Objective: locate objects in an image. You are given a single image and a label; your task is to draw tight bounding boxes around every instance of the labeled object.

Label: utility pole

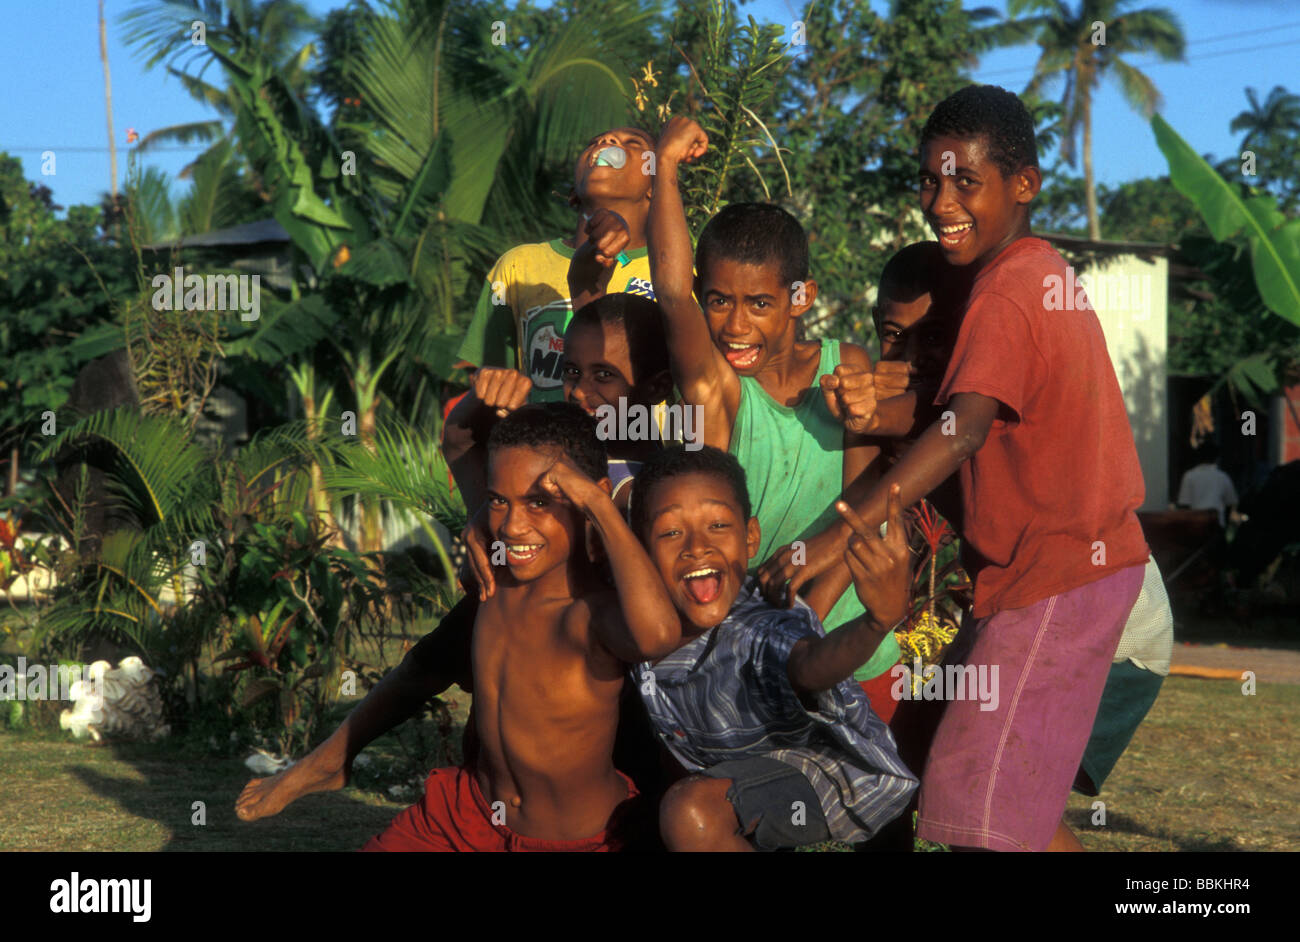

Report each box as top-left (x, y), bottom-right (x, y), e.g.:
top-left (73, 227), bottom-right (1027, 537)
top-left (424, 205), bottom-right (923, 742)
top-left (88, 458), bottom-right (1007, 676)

top-left (99, 0), bottom-right (118, 198)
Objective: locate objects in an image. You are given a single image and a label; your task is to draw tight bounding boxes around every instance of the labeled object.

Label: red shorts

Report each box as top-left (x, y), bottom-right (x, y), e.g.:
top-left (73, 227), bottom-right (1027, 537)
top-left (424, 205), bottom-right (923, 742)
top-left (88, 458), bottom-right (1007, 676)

top-left (859, 672), bottom-right (899, 725)
top-left (361, 765), bottom-right (644, 852)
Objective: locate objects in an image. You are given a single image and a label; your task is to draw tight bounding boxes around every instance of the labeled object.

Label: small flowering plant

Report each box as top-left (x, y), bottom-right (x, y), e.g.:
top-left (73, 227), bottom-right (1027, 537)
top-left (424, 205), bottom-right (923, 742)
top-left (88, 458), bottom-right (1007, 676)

top-left (895, 500), bottom-right (971, 684)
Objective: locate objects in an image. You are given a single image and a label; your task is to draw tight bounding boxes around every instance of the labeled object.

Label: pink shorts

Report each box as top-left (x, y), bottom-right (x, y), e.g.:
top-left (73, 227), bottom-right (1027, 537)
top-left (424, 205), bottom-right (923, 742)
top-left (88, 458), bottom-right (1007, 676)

top-left (362, 765), bottom-right (645, 852)
top-left (915, 564), bottom-right (1143, 852)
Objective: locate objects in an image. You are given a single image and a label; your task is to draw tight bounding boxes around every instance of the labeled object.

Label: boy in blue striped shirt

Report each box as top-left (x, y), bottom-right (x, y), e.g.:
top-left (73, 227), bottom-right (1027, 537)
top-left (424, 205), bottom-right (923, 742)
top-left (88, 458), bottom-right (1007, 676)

top-left (629, 446), bottom-right (917, 850)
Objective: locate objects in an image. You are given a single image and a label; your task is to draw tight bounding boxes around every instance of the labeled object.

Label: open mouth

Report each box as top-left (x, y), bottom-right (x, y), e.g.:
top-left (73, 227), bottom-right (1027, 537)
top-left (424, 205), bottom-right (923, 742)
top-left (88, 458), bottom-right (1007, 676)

top-left (721, 341), bottom-right (761, 370)
top-left (681, 567), bottom-right (723, 605)
top-left (505, 543), bottom-right (544, 565)
top-left (591, 145), bottom-right (627, 169)
top-left (935, 221), bottom-right (973, 249)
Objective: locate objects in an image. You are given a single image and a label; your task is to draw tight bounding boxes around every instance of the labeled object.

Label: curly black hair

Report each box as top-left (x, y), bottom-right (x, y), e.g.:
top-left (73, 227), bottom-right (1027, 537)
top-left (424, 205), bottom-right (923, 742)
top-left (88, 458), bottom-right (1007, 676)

top-left (566, 293), bottom-right (670, 386)
top-left (695, 202), bottom-right (810, 290)
top-left (487, 402), bottom-right (606, 482)
top-left (921, 84), bottom-right (1039, 179)
top-left (629, 445), bottom-right (751, 538)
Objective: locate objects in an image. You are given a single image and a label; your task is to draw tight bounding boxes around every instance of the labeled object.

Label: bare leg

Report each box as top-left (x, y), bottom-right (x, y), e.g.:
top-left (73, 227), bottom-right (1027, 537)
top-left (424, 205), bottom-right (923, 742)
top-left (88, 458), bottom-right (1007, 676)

top-left (659, 776), bottom-right (755, 852)
top-left (237, 646), bottom-right (454, 821)
top-left (1047, 817), bottom-right (1084, 852)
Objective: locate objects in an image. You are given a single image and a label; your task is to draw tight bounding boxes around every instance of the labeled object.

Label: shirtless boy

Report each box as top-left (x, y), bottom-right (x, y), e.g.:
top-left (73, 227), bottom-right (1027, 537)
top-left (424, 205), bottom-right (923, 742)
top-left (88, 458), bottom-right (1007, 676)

top-left (363, 403), bottom-right (679, 850)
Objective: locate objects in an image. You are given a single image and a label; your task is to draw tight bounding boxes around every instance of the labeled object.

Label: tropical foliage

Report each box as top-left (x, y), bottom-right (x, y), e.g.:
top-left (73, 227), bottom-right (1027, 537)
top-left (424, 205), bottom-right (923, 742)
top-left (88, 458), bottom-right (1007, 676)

top-left (5, 0), bottom-right (1298, 747)
top-left (1152, 114), bottom-right (1300, 403)
top-left (994, 0), bottom-right (1186, 239)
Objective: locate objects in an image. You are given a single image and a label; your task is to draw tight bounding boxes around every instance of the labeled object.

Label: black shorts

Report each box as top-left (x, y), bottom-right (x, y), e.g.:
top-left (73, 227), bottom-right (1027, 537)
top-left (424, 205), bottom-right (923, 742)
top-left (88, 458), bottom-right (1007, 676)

top-left (703, 756), bottom-right (831, 851)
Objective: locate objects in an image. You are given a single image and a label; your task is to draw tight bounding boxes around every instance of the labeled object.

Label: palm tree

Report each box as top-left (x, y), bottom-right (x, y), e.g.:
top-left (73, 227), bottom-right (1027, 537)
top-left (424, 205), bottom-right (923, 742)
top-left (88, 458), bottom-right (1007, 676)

top-left (1002, 0), bottom-right (1185, 239)
top-left (124, 0), bottom-right (317, 178)
top-left (1230, 85), bottom-right (1300, 153)
top-left (121, 0), bottom-right (654, 552)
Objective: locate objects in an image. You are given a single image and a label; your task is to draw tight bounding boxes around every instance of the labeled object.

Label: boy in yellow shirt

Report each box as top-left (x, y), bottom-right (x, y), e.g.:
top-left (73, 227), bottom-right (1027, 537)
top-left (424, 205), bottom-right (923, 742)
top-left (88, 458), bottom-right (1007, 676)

top-left (456, 127), bottom-right (659, 401)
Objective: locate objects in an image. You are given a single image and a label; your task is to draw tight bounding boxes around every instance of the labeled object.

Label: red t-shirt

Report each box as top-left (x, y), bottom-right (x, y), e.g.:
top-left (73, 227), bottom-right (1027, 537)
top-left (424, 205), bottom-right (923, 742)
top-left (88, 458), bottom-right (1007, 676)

top-left (935, 237), bottom-right (1148, 617)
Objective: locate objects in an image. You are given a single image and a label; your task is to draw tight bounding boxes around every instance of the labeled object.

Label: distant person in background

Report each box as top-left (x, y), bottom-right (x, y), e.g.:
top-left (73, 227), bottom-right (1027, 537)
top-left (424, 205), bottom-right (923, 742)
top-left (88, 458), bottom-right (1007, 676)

top-left (1176, 442), bottom-right (1238, 528)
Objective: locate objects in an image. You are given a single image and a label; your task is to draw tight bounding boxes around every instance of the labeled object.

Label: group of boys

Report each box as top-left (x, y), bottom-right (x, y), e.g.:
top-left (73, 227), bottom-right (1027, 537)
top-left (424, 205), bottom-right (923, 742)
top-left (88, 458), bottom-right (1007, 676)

top-left (236, 85), bottom-right (1171, 853)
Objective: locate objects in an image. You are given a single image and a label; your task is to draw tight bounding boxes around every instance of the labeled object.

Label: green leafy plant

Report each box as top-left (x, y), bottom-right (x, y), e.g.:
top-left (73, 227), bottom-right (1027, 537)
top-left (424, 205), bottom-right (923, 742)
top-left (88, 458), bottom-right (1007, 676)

top-left (1153, 114), bottom-right (1300, 329)
top-left (1152, 114), bottom-right (1300, 419)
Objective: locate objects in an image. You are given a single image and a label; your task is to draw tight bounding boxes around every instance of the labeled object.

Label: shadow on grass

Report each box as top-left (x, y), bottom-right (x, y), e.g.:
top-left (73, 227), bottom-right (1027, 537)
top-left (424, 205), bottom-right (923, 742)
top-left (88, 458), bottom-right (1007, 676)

top-left (1065, 808), bottom-right (1243, 852)
top-left (62, 739), bottom-right (406, 851)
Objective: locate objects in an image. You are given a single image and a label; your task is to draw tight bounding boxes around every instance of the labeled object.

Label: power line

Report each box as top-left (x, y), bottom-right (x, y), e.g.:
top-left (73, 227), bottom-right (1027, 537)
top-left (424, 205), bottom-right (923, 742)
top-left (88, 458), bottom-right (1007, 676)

top-left (976, 37), bottom-right (1300, 81)
top-left (1147, 37), bottom-right (1300, 65)
top-left (1, 146), bottom-right (209, 153)
top-left (1177, 20), bottom-right (1300, 46)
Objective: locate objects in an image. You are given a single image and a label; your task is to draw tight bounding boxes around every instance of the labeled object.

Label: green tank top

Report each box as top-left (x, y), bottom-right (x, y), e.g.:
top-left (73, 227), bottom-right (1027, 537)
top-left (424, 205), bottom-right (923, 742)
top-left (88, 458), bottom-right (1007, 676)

top-left (729, 340), bottom-right (901, 681)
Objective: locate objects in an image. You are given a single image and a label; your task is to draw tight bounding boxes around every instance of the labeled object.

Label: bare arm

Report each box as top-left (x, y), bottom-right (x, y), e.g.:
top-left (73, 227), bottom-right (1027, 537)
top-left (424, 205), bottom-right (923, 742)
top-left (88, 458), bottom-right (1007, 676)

top-left (787, 486), bottom-right (910, 696)
top-left (443, 368), bottom-right (533, 514)
top-left (541, 460), bottom-right (680, 662)
top-left (236, 599), bottom-right (473, 820)
top-left (799, 343), bottom-right (885, 619)
top-left (568, 209), bottom-right (631, 311)
top-left (835, 391), bottom-right (998, 541)
top-left (759, 392), bottom-right (997, 606)
top-left (648, 117), bottom-right (737, 448)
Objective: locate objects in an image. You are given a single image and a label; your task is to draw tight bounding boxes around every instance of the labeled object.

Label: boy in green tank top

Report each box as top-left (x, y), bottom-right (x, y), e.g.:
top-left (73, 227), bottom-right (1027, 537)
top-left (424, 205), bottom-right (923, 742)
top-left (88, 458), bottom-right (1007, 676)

top-left (647, 117), bottom-right (918, 718)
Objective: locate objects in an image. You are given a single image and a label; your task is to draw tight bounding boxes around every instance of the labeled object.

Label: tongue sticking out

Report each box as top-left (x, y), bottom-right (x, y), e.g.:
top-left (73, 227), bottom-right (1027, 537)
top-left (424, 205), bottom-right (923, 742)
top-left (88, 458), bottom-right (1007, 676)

top-left (684, 572), bottom-right (722, 605)
top-left (724, 346), bottom-right (759, 369)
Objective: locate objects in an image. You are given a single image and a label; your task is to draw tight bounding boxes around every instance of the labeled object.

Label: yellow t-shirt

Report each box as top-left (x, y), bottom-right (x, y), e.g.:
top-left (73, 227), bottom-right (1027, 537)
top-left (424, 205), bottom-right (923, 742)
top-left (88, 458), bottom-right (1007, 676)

top-left (456, 239), bottom-right (656, 402)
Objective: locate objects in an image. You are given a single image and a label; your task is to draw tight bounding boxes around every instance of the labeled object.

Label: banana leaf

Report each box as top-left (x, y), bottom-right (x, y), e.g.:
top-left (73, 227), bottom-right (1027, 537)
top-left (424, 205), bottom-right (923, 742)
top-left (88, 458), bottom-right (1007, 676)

top-left (1152, 114), bottom-right (1300, 327)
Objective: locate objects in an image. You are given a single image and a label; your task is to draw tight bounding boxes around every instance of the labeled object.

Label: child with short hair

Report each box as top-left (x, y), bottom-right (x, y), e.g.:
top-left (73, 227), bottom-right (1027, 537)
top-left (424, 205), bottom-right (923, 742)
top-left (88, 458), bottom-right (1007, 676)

top-left (239, 305), bottom-right (677, 825)
top-left (456, 127), bottom-right (660, 400)
top-left (647, 117), bottom-right (913, 720)
top-left (798, 85), bottom-right (1150, 852)
top-left (628, 445), bottom-right (917, 850)
top-left (448, 291), bottom-right (675, 565)
top-left (869, 240), bottom-right (1173, 846)
top-left (561, 293), bottom-right (674, 508)
top-left (361, 403), bottom-right (679, 851)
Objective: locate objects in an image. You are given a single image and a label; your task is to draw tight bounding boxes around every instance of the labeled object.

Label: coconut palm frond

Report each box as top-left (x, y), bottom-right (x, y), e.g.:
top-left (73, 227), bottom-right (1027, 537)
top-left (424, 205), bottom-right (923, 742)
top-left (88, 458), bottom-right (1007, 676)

top-left (36, 407), bottom-right (212, 532)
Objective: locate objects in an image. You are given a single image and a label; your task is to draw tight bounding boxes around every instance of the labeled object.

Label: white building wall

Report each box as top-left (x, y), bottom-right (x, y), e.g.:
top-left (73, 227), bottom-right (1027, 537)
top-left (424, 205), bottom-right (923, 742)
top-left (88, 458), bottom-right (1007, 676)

top-left (1079, 254), bottom-right (1170, 510)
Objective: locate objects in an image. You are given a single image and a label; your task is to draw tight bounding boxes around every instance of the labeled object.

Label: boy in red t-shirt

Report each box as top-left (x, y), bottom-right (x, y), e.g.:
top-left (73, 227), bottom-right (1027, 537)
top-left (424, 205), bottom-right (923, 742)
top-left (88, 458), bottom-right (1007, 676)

top-left (771, 85), bottom-right (1148, 852)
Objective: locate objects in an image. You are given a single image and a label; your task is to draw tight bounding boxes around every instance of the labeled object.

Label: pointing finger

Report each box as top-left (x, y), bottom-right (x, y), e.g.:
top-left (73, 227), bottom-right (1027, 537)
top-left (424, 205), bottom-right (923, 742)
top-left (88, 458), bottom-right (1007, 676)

top-left (836, 499), bottom-right (886, 543)
top-left (884, 483), bottom-right (905, 548)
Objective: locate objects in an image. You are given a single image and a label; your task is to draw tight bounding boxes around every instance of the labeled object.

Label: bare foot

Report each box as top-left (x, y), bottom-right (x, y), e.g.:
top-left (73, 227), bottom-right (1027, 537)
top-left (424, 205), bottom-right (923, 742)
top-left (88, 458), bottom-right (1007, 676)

top-left (236, 752), bottom-right (348, 821)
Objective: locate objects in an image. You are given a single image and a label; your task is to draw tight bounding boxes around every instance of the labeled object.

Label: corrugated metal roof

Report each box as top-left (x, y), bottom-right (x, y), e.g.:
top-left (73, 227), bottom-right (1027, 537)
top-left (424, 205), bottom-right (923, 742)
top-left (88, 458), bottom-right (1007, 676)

top-left (143, 217), bottom-right (290, 250)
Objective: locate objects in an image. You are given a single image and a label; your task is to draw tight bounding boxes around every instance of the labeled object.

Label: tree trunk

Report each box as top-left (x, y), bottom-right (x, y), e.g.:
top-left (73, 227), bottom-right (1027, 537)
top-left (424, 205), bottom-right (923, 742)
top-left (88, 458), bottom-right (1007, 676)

top-left (359, 399), bottom-right (383, 554)
top-left (6, 444), bottom-right (17, 497)
top-left (1083, 92), bottom-right (1100, 240)
top-left (301, 386), bottom-right (344, 549)
top-left (98, 0), bottom-right (118, 199)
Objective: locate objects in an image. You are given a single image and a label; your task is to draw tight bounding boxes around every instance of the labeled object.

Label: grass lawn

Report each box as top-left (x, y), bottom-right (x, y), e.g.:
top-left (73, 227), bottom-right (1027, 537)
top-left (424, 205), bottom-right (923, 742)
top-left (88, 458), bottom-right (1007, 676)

top-left (2, 675), bottom-right (1296, 852)
top-left (1066, 675), bottom-right (1300, 851)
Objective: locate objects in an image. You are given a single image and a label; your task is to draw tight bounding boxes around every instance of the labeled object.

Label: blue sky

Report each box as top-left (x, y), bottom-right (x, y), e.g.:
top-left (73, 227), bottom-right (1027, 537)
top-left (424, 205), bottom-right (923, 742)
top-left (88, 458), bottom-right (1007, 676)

top-left (4, 0), bottom-right (1299, 214)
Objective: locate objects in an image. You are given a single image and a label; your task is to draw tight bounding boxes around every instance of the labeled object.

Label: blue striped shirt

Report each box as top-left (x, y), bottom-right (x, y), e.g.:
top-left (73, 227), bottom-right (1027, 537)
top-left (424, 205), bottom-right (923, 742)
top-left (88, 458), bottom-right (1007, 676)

top-left (635, 580), bottom-right (918, 842)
